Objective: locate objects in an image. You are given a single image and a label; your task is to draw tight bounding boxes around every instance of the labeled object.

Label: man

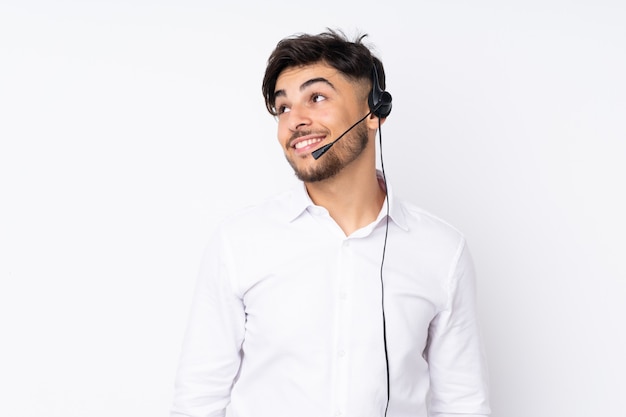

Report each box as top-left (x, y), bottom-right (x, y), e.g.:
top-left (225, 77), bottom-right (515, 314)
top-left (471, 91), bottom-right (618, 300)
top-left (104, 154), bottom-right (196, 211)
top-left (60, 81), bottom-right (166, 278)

top-left (171, 30), bottom-right (490, 417)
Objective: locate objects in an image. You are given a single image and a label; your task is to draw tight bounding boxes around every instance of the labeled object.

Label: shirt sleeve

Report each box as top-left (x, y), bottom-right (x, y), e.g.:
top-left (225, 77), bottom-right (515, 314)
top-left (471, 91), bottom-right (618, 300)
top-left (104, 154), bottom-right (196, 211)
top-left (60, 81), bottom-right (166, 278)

top-left (424, 238), bottom-right (491, 417)
top-left (170, 229), bottom-right (246, 417)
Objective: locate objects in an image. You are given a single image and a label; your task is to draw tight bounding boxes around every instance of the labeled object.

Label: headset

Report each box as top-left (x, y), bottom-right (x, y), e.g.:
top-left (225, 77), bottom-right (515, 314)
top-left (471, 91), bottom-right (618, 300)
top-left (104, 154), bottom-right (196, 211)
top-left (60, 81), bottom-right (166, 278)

top-left (312, 63), bottom-right (393, 416)
top-left (311, 64), bottom-right (392, 160)
top-left (370, 63), bottom-right (392, 417)
top-left (309, 63), bottom-right (393, 416)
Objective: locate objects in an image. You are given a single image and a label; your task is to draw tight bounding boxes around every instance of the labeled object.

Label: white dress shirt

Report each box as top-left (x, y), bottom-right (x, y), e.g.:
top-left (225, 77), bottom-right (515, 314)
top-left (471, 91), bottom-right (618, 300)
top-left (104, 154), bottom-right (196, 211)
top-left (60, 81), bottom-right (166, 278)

top-left (171, 178), bottom-right (490, 417)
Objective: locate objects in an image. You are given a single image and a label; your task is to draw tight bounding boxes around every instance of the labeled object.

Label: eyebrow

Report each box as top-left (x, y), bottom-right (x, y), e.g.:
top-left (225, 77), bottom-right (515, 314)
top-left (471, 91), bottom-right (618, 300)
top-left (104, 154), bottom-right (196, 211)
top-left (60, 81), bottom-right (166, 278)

top-left (274, 77), bottom-right (336, 99)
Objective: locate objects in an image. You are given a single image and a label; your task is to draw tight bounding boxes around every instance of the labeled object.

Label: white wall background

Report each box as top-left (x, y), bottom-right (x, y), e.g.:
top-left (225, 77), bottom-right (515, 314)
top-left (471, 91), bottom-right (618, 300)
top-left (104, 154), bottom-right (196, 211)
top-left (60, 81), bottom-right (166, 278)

top-left (1, 1), bottom-right (624, 416)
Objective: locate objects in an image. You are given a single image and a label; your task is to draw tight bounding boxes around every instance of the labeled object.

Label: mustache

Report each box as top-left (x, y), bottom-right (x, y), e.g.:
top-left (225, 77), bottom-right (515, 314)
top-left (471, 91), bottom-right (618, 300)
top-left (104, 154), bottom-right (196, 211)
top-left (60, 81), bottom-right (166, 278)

top-left (289, 130), bottom-right (313, 141)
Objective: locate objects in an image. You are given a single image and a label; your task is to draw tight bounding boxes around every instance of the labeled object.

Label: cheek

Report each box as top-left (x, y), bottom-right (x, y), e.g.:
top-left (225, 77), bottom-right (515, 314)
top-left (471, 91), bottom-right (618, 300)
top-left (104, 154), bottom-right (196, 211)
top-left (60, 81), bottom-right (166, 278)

top-left (276, 120), bottom-right (291, 146)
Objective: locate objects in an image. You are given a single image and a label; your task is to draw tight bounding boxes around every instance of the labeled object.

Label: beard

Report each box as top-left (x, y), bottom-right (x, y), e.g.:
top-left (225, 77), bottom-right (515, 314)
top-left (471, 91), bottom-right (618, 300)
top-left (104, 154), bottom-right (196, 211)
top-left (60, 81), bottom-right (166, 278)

top-left (286, 122), bottom-right (369, 183)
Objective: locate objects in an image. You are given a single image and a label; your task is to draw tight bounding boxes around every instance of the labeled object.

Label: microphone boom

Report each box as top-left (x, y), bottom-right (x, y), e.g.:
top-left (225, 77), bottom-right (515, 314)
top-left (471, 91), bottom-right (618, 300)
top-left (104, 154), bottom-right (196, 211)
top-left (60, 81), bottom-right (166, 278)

top-left (311, 111), bottom-right (372, 160)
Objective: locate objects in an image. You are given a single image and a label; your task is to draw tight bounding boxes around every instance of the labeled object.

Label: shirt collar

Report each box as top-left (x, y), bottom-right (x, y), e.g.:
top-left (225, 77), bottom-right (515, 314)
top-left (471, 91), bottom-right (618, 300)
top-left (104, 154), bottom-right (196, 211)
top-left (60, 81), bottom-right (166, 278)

top-left (285, 170), bottom-right (409, 232)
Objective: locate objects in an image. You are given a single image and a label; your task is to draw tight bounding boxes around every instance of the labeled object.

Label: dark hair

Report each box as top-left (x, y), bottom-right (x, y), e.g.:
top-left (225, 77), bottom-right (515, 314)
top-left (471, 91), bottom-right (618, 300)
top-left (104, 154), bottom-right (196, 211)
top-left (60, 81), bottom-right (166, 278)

top-left (262, 29), bottom-right (386, 115)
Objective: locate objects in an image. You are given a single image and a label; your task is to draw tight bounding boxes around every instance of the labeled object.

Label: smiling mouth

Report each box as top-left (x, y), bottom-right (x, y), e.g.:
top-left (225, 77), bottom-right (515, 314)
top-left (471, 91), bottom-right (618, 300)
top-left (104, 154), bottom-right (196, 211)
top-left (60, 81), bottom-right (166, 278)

top-left (294, 138), bottom-right (323, 149)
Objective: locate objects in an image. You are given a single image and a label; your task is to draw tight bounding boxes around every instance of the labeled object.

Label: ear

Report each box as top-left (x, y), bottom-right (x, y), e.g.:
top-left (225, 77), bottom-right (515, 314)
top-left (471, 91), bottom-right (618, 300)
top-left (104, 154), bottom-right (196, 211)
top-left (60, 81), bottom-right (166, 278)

top-left (366, 112), bottom-right (387, 130)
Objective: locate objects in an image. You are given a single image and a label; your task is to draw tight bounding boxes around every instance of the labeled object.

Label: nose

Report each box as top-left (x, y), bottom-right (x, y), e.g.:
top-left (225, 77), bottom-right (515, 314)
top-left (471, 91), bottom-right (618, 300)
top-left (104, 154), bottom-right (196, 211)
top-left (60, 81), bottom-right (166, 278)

top-left (287, 104), bottom-right (312, 131)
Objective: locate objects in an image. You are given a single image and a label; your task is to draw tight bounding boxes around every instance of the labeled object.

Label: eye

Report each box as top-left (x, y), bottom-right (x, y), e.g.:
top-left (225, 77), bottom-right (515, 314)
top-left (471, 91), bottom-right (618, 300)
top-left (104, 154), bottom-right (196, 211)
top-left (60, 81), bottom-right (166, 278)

top-left (275, 104), bottom-right (291, 115)
top-left (312, 93), bottom-right (326, 103)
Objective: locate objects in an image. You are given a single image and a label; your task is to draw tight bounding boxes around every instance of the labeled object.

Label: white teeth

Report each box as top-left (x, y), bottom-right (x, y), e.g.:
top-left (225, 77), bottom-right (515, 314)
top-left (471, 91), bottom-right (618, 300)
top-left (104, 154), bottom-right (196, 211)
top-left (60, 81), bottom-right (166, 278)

top-left (294, 138), bottom-right (321, 149)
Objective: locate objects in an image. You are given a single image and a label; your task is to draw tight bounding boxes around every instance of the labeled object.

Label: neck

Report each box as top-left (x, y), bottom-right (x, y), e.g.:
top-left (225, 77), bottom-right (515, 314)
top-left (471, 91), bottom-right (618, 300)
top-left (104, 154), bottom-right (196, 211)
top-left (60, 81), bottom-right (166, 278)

top-left (305, 152), bottom-right (386, 236)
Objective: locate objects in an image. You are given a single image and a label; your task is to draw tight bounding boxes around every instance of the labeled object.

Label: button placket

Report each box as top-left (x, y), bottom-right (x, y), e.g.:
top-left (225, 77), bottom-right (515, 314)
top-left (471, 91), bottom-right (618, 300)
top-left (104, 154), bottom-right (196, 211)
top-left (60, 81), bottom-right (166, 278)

top-left (333, 238), bottom-right (354, 416)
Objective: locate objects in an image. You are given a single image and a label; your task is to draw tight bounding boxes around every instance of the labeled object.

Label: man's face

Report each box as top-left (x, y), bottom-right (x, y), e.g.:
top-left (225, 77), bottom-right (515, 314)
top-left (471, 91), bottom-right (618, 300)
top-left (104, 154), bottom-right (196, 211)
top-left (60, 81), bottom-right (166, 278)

top-left (274, 63), bottom-right (370, 183)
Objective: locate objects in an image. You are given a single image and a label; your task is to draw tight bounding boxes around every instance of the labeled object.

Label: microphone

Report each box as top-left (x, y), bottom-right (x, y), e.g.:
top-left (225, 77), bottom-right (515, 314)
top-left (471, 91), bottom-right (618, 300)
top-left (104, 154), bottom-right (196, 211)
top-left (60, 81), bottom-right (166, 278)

top-left (311, 111), bottom-right (372, 160)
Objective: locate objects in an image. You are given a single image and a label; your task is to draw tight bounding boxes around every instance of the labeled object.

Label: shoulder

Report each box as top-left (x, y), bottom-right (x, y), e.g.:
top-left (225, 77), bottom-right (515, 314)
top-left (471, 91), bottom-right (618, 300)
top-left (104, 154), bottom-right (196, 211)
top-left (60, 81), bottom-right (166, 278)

top-left (390, 196), bottom-right (469, 270)
top-left (387, 197), bottom-right (475, 292)
top-left (397, 197), bottom-right (465, 242)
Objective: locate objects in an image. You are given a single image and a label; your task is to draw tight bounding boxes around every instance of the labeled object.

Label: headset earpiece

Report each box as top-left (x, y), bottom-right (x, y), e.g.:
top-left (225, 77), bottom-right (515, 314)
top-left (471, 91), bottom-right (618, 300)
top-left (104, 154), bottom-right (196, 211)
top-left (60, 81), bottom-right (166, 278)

top-left (368, 65), bottom-right (393, 118)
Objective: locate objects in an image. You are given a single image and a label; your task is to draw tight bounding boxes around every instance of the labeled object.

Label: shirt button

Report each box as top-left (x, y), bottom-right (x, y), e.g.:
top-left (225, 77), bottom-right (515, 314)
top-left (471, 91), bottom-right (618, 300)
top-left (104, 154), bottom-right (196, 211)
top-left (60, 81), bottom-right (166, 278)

top-left (338, 350), bottom-right (346, 357)
top-left (342, 240), bottom-right (350, 247)
top-left (334, 411), bottom-right (343, 417)
top-left (339, 292), bottom-right (347, 300)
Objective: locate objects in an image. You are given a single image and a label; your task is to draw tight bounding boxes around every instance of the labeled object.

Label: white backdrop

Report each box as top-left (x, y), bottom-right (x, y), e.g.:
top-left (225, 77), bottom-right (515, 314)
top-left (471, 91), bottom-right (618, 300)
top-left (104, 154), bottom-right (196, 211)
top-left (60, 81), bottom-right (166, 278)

top-left (1, 1), bottom-right (625, 416)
